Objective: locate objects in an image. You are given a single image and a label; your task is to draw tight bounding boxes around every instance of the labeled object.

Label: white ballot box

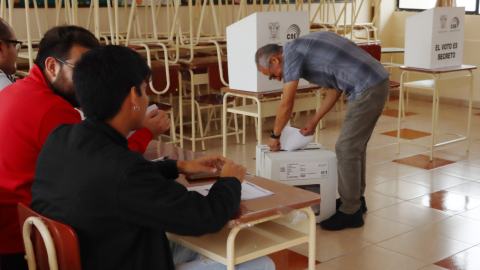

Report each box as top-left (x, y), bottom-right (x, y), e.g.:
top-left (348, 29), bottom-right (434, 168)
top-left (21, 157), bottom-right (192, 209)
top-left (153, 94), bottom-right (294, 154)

top-left (256, 143), bottom-right (337, 223)
top-left (227, 11), bottom-right (309, 92)
top-left (405, 7), bottom-right (465, 69)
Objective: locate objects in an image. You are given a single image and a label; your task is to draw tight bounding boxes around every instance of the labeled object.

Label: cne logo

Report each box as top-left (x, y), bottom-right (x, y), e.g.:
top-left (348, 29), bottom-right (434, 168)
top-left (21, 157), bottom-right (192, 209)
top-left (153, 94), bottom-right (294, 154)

top-left (440, 15), bottom-right (447, 29)
top-left (268, 22), bottom-right (280, 40)
top-left (286, 24), bottom-right (301, 40)
top-left (451, 17), bottom-right (460, 29)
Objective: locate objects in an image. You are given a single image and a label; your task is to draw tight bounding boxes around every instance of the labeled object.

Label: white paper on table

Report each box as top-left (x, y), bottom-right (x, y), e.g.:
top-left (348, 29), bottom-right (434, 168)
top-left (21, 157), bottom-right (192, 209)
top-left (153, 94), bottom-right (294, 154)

top-left (187, 181), bottom-right (274, 201)
top-left (127, 104), bottom-right (159, 138)
top-left (279, 126), bottom-right (314, 151)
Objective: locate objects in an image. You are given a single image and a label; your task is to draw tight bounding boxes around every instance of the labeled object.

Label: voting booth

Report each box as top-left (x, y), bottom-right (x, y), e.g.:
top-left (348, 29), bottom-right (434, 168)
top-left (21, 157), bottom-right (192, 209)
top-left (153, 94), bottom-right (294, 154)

top-left (226, 11), bottom-right (310, 92)
top-left (256, 143), bottom-right (337, 223)
top-left (405, 7), bottom-right (465, 69)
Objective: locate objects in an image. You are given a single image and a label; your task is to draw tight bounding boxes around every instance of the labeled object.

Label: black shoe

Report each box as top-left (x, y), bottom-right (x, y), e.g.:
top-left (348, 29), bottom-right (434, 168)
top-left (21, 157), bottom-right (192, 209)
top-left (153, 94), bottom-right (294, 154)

top-left (336, 196), bottom-right (367, 213)
top-left (320, 209), bottom-right (365, 231)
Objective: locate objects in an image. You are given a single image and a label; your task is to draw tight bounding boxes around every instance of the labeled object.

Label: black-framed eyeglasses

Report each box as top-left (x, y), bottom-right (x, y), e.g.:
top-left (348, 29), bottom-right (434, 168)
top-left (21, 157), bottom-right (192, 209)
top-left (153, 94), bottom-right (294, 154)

top-left (55, 58), bottom-right (75, 68)
top-left (268, 62), bottom-right (277, 81)
top-left (1, 39), bottom-right (23, 52)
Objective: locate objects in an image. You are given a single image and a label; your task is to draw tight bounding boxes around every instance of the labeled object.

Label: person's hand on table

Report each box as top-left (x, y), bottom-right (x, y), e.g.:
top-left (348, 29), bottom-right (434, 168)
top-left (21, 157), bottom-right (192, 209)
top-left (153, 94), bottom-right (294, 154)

top-left (144, 108), bottom-right (171, 138)
top-left (268, 138), bottom-right (281, 152)
top-left (220, 163), bottom-right (247, 184)
top-left (300, 121), bottom-right (317, 136)
top-left (177, 155), bottom-right (230, 175)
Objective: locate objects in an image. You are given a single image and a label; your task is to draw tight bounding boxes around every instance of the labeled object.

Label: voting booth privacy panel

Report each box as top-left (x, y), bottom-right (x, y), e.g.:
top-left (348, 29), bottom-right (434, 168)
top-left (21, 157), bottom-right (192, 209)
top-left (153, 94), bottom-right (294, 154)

top-left (405, 7), bottom-right (465, 69)
top-left (227, 12), bottom-right (310, 92)
top-left (256, 144), bottom-right (336, 223)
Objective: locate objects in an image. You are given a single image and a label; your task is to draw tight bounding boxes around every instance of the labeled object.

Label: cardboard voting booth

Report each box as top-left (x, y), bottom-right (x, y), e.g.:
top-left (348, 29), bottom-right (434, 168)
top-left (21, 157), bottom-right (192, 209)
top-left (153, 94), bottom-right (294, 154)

top-left (256, 143), bottom-right (337, 223)
top-left (227, 12), bottom-right (310, 92)
top-left (405, 7), bottom-right (465, 69)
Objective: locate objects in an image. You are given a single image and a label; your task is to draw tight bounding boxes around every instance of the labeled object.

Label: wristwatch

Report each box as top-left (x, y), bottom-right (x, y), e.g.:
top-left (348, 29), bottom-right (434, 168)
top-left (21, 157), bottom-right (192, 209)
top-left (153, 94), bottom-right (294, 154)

top-left (270, 130), bottom-right (281, 139)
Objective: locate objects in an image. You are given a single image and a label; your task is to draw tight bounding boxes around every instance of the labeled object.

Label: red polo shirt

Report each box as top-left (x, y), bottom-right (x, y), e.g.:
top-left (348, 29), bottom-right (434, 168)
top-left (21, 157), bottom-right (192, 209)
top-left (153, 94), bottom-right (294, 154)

top-left (0, 65), bottom-right (152, 254)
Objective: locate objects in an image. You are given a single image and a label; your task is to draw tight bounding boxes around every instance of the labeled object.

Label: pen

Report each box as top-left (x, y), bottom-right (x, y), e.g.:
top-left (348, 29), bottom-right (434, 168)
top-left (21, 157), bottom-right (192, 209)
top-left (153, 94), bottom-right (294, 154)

top-left (151, 155), bottom-right (169, 162)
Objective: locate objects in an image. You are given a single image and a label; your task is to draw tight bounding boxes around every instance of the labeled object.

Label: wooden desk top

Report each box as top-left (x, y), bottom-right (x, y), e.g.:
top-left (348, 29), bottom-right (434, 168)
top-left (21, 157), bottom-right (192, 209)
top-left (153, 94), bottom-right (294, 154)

top-left (179, 56), bottom-right (228, 70)
top-left (221, 84), bottom-right (322, 98)
top-left (400, 65), bottom-right (477, 74)
top-left (144, 141), bottom-right (321, 226)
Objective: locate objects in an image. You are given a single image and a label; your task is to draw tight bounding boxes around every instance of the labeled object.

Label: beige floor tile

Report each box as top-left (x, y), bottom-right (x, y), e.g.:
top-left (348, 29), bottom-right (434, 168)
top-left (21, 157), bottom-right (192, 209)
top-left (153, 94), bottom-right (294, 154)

top-left (419, 216), bottom-right (480, 245)
top-left (288, 226), bottom-right (371, 262)
top-left (400, 171), bottom-right (470, 192)
top-left (436, 163), bottom-right (480, 180)
top-left (323, 245), bottom-right (428, 270)
top-left (368, 180), bottom-right (433, 200)
top-left (377, 229), bottom-right (473, 264)
top-left (459, 157), bottom-right (480, 167)
top-left (446, 182), bottom-right (480, 199)
top-left (363, 190), bottom-right (404, 212)
top-left (365, 172), bottom-right (396, 186)
top-left (427, 146), bottom-right (480, 163)
top-left (307, 264), bottom-right (341, 270)
top-left (418, 265), bottom-right (448, 270)
top-left (369, 202), bottom-right (452, 228)
top-left (367, 162), bottom-right (428, 179)
top-left (459, 206), bottom-right (480, 221)
top-left (337, 214), bottom-right (414, 244)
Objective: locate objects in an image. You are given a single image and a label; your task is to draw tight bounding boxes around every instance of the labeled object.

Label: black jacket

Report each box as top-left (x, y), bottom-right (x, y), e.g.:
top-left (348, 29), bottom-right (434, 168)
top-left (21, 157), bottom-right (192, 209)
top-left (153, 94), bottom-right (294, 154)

top-left (31, 118), bottom-right (241, 270)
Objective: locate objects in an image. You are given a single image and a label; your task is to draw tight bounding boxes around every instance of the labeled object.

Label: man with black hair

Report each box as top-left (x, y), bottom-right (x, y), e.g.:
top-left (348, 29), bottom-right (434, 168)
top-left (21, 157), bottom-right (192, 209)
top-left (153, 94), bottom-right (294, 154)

top-left (0, 18), bottom-right (19, 91)
top-left (0, 26), bottom-right (170, 270)
top-left (255, 31), bottom-right (390, 231)
top-left (31, 45), bottom-right (274, 270)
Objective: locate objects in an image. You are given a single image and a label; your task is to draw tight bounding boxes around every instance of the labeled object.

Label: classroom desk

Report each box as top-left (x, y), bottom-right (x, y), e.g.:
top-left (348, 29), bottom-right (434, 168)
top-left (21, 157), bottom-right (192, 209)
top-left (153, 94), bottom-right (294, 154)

top-left (397, 65), bottom-right (477, 161)
top-left (144, 141), bottom-right (320, 270)
top-left (220, 85), bottom-right (323, 157)
top-left (381, 47), bottom-right (405, 68)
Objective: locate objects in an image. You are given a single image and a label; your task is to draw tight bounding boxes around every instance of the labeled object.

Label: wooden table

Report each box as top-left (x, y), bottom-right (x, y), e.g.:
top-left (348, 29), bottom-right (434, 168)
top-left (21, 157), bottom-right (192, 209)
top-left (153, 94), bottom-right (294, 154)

top-left (220, 85), bottom-right (323, 157)
top-left (145, 141), bottom-right (320, 270)
top-left (397, 65), bottom-right (477, 161)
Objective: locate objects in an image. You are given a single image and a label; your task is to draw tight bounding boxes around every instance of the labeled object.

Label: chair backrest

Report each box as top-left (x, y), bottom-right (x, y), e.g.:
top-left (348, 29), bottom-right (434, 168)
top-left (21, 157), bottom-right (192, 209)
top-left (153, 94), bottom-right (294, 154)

top-left (17, 203), bottom-right (82, 270)
top-left (358, 44), bottom-right (381, 61)
top-left (147, 66), bottom-right (181, 96)
top-left (208, 63), bottom-right (229, 89)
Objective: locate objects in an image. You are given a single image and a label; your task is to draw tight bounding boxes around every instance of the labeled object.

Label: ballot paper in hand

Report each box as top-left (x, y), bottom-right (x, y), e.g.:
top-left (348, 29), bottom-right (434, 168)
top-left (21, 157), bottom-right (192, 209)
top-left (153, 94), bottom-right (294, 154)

top-left (187, 181), bottom-right (274, 201)
top-left (280, 126), bottom-right (314, 151)
top-left (127, 104), bottom-right (159, 138)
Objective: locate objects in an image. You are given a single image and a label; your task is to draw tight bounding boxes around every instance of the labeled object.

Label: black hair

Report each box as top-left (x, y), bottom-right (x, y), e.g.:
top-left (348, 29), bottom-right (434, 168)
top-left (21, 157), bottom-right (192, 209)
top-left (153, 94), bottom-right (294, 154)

top-left (255, 44), bottom-right (283, 70)
top-left (35, 25), bottom-right (100, 71)
top-left (73, 45), bottom-right (152, 121)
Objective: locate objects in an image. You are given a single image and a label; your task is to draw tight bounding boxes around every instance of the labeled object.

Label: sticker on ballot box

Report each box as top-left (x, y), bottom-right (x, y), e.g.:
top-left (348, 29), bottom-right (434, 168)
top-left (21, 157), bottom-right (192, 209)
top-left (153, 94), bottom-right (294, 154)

top-left (279, 162), bottom-right (328, 181)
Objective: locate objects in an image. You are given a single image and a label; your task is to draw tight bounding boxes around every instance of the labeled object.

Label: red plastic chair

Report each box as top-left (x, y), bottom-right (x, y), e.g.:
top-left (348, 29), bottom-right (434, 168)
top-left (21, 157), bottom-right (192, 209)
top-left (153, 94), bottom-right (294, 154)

top-left (17, 203), bottom-right (82, 270)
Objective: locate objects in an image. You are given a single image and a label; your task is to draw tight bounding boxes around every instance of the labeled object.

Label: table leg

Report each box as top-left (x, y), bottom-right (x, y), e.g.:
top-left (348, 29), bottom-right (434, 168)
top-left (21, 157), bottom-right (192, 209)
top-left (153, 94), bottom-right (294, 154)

top-left (242, 97), bottom-right (246, 144)
top-left (397, 71), bottom-right (405, 155)
top-left (223, 93), bottom-right (230, 157)
top-left (301, 207), bottom-right (317, 270)
top-left (430, 78), bottom-right (437, 161)
top-left (467, 70), bottom-right (474, 152)
top-left (190, 70), bottom-right (196, 152)
top-left (226, 226), bottom-right (242, 270)
top-left (255, 97), bottom-right (262, 145)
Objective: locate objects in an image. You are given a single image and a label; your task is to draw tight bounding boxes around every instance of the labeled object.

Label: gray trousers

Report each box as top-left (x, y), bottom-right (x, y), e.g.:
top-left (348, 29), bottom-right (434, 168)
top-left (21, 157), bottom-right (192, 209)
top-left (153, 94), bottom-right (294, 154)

top-left (336, 78), bottom-right (390, 214)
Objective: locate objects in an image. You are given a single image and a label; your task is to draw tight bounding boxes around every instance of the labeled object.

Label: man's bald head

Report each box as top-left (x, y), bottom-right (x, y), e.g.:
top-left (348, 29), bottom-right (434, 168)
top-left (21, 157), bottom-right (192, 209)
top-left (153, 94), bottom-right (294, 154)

top-left (0, 18), bottom-right (14, 40)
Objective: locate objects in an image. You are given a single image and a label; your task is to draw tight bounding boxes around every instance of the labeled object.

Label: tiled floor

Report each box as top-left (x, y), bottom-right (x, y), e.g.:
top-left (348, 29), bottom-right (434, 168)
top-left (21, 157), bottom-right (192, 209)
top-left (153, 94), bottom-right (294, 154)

top-left (180, 98), bottom-right (480, 269)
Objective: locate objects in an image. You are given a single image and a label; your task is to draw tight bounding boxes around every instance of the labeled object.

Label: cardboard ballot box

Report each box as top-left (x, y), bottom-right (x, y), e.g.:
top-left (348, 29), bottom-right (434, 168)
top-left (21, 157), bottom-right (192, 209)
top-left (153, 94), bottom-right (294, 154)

top-left (226, 11), bottom-right (309, 92)
top-left (256, 143), bottom-right (336, 223)
top-left (405, 7), bottom-right (465, 69)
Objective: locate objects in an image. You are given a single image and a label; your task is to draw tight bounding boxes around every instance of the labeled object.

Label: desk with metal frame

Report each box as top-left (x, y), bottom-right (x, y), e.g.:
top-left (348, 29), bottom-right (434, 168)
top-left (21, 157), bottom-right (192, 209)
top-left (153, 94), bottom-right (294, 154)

top-left (396, 65), bottom-right (477, 161)
top-left (220, 85), bottom-right (323, 157)
top-left (144, 141), bottom-right (320, 270)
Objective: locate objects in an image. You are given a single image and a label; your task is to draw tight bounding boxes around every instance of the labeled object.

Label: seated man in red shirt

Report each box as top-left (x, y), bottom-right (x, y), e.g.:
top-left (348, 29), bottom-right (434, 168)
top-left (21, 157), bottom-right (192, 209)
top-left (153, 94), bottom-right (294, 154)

top-left (0, 26), bottom-right (170, 270)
